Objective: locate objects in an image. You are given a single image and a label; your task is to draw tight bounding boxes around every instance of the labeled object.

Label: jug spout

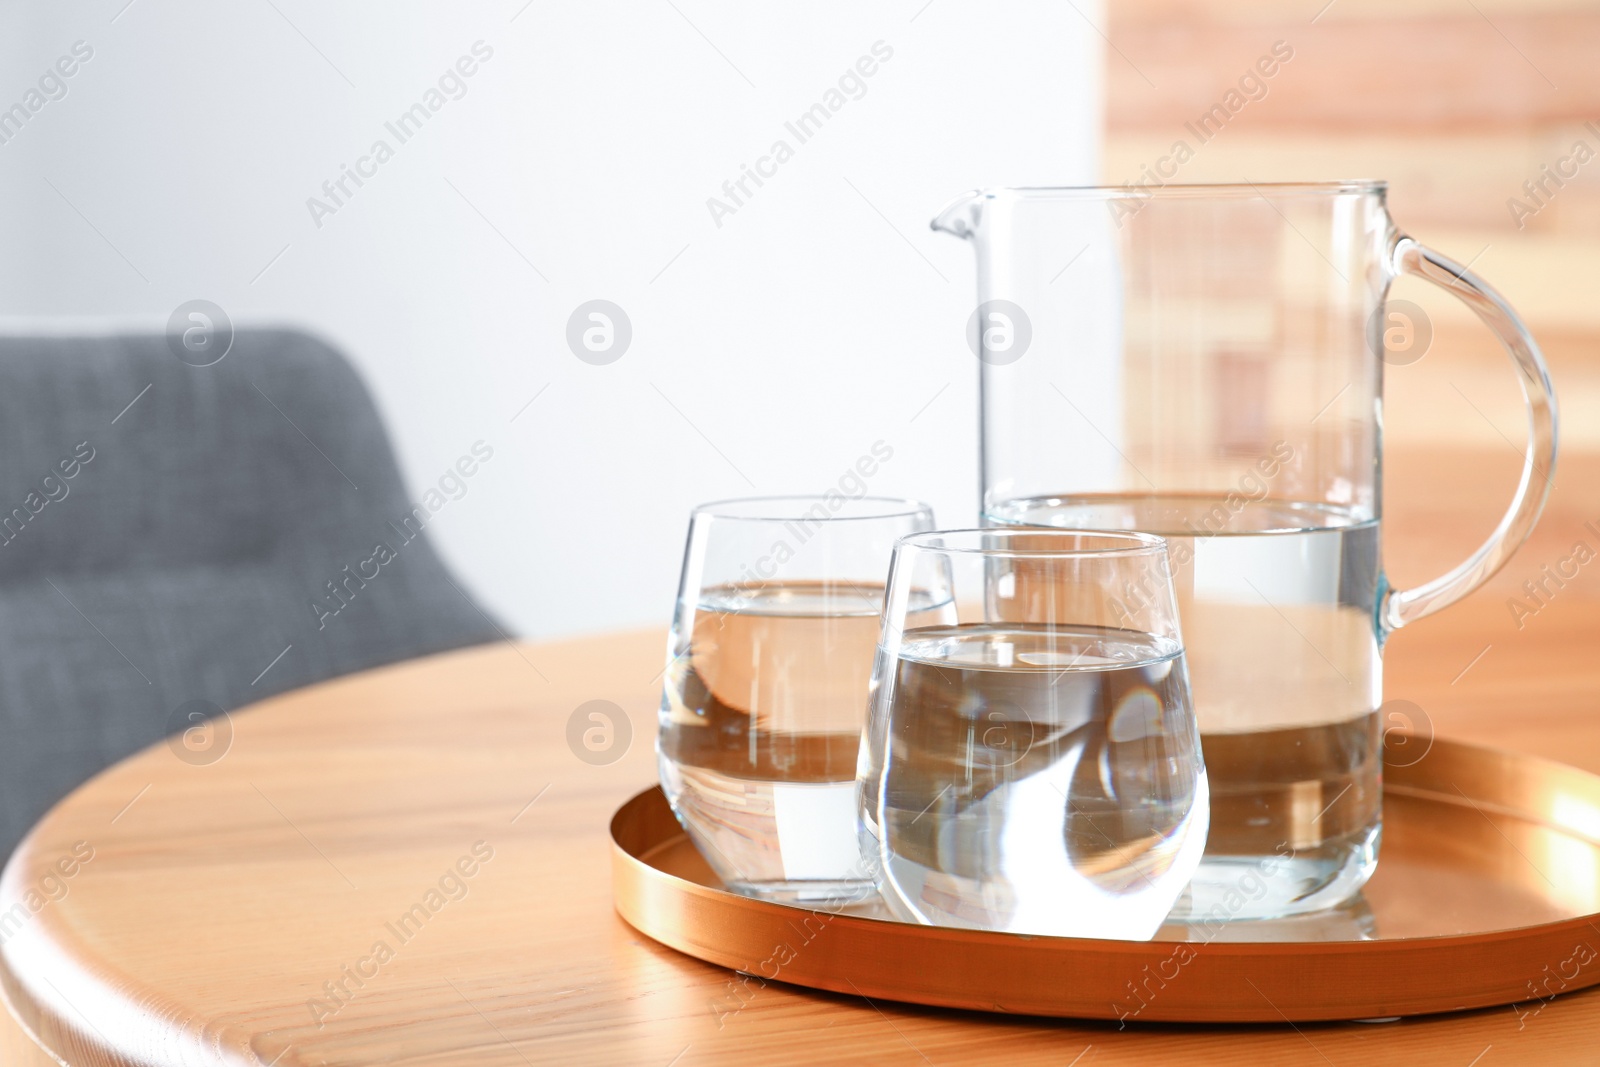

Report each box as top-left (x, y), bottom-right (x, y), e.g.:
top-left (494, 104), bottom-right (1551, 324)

top-left (930, 190), bottom-right (985, 240)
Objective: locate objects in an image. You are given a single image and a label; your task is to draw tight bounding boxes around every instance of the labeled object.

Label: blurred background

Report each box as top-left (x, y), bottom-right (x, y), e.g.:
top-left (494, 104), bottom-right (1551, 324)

top-left (0, 0), bottom-right (1099, 640)
top-left (1102, 0), bottom-right (1599, 632)
top-left (0, 0), bottom-right (1592, 648)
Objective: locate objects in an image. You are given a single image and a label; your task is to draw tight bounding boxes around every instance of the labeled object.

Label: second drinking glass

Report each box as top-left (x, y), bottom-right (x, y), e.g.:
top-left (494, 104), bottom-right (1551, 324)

top-left (658, 495), bottom-right (935, 904)
top-left (859, 528), bottom-right (1210, 940)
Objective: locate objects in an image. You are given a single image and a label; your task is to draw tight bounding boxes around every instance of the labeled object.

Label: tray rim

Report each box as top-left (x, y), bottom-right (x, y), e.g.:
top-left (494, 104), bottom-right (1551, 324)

top-left (611, 734), bottom-right (1600, 1022)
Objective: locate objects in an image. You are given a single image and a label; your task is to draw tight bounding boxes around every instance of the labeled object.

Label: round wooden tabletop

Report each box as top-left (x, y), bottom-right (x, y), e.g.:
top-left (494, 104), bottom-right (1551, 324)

top-left (2, 601), bottom-right (1599, 1067)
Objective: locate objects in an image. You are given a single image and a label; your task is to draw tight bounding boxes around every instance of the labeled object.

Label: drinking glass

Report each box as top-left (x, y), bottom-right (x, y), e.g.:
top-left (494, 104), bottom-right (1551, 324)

top-left (936, 182), bottom-right (1557, 920)
top-left (658, 495), bottom-right (935, 903)
top-left (860, 528), bottom-right (1208, 940)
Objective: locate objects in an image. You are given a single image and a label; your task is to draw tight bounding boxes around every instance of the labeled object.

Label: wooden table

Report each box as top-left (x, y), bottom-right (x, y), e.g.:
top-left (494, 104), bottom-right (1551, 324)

top-left (1, 597), bottom-right (1598, 1066)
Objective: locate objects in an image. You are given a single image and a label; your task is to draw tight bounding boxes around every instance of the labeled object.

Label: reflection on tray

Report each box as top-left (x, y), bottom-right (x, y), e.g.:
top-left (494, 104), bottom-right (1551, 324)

top-left (1157, 894), bottom-right (1376, 943)
top-left (615, 739), bottom-right (1600, 1021)
top-left (640, 786), bottom-right (1600, 944)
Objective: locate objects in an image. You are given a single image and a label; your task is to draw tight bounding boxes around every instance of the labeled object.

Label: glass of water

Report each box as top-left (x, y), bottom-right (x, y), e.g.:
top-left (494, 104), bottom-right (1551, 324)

top-left (860, 528), bottom-right (1208, 940)
top-left (658, 495), bottom-right (935, 904)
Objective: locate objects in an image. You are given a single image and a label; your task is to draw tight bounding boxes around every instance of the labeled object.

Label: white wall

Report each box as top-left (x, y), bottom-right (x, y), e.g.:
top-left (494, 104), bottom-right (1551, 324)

top-left (0, 0), bottom-right (1100, 638)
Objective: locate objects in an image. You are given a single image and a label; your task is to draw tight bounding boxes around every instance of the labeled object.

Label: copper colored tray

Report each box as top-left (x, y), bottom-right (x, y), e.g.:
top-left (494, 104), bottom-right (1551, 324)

top-left (611, 735), bottom-right (1600, 1023)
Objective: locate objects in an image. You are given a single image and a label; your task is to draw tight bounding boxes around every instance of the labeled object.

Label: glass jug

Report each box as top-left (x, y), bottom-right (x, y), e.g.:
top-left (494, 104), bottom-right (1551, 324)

top-left (935, 181), bottom-right (1557, 921)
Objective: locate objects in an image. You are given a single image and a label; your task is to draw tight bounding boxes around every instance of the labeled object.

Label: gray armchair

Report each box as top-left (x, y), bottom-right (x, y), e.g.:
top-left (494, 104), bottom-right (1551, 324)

top-left (0, 328), bottom-right (501, 856)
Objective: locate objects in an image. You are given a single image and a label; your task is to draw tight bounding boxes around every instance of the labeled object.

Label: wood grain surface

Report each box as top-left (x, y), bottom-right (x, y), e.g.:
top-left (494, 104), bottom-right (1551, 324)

top-left (1103, 0), bottom-right (1600, 478)
top-left (0, 509), bottom-right (1597, 1064)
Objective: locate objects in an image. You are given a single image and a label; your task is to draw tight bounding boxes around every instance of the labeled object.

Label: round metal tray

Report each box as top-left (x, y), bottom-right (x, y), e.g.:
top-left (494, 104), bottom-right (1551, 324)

top-left (610, 735), bottom-right (1600, 1022)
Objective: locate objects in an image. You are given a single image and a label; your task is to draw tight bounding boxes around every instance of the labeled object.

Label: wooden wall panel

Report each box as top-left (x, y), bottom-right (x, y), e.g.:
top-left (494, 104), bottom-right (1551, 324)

top-left (1103, 0), bottom-right (1600, 606)
top-left (1106, 10), bottom-right (1600, 132)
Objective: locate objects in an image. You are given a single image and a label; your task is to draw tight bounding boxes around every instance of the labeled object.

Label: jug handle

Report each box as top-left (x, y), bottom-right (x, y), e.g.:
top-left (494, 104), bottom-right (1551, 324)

top-left (1380, 236), bottom-right (1559, 634)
